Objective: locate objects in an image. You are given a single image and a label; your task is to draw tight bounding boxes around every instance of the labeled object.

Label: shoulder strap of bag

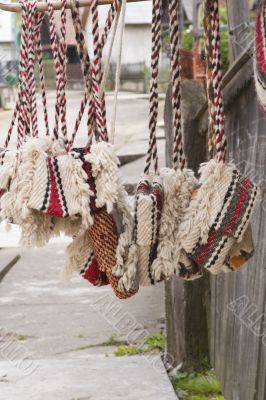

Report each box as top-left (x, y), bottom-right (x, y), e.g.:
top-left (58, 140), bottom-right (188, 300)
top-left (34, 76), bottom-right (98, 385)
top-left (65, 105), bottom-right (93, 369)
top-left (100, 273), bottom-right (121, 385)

top-left (5, 0), bottom-right (48, 149)
top-left (144, 0), bottom-right (162, 175)
top-left (46, 0), bottom-right (68, 148)
top-left (169, 0), bottom-right (186, 170)
top-left (70, 0), bottom-right (122, 146)
top-left (204, 0), bottom-right (227, 162)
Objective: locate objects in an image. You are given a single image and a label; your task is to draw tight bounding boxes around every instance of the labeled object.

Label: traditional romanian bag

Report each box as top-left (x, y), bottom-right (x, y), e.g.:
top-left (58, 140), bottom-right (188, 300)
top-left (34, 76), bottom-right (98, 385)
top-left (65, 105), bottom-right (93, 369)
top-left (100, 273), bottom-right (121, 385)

top-left (175, 0), bottom-right (259, 275)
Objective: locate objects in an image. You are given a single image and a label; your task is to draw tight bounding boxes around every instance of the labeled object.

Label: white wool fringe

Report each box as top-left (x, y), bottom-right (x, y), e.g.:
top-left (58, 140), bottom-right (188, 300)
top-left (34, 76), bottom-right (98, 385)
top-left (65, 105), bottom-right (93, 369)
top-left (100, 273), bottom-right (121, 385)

top-left (177, 160), bottom-right (235, 254)
top-left (64, 230), bottom-right (93, 280)
top-left (85, 142), bottom-right (121, 213)
top-left (151, 168), bottom-right (197, 282)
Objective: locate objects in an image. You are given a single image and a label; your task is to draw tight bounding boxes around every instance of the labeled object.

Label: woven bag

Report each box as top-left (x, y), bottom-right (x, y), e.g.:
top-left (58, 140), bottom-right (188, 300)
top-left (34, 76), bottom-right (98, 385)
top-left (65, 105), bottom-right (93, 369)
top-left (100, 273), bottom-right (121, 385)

top-left (66, 230), bottom-right (109, 286)
top-left (117, 0), bottom-right (166, 291)
top-left (59, 0), bottom-right (137, 298)
top-left (89, 210), bottom-right (138, 299)
top-left (149, 0), bottom-right (203, 283)
top-left (175, 0), bottom-right (259, 275)
top-left (0, 0), bottom-right (60, 246)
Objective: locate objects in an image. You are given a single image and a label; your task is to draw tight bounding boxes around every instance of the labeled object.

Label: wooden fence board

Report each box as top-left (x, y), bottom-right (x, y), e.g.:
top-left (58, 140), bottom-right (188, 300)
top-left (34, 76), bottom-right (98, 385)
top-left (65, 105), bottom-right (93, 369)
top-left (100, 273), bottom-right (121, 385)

top-left (208, 76), bottom-right (266, 399)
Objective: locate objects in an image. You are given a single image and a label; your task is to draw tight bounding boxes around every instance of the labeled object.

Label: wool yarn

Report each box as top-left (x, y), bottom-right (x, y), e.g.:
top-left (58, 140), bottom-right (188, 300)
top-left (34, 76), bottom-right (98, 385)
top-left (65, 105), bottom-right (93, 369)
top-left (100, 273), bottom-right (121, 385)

top-left (117, 176), bottom-right (163, 291)
top-left (172, 0), bottom-right (259, 277)
top-left (151, 168), bottom-right (203, 282)
top-left (177, 161), bottom-right (259, 275)
top-left (27, 146), bottom-right (94, 230)
top-left (88, 209), bottom-right (138, 299)
top-left (66, 230), bottom-right (108, 286)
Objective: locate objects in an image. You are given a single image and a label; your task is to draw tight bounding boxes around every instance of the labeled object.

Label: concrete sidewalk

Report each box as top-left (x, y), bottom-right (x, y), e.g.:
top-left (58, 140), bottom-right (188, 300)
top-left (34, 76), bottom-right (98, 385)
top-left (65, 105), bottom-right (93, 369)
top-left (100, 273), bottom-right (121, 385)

top-left (0, 244), bottom-right (176, 400)
top-left (0, 91), bottom-right (176, 399)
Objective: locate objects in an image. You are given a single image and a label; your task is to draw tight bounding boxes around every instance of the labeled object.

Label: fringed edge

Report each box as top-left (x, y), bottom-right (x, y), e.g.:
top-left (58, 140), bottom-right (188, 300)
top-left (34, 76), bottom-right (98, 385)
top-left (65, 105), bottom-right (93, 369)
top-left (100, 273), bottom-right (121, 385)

top-left (151, 168), bottom-right (197, 281)
top-left (118, 243), bottom-right (139, 292)
top-left (113, 185), bottom-right (135, 277)
top-left (71, 155), bottom-right (94, 230)
top-left (85, 142), bottom-right (120, 213)
top-left (178, 161), bottom-right (235, 252)
top-left (64, 230), bottom-right (93, 280)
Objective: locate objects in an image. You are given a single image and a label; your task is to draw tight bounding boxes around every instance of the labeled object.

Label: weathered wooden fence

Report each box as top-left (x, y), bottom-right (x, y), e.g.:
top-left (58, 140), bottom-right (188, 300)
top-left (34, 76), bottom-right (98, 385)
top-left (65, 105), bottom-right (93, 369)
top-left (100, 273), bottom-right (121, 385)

top-left (209, 59), bottom-right (266, 400)
top-left (165, 1), bottom-right (266, 399)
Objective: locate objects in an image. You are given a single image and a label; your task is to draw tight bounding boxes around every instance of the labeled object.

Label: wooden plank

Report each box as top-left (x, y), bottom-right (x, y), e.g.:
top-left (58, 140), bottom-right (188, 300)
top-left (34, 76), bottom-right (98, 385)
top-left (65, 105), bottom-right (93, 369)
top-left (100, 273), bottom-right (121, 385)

top-left (226, 0), bottom-right (250, 62)
top-left (0, 0), bottom-right (148, 12)
top-left (206, 81), bottom-right (266, 400)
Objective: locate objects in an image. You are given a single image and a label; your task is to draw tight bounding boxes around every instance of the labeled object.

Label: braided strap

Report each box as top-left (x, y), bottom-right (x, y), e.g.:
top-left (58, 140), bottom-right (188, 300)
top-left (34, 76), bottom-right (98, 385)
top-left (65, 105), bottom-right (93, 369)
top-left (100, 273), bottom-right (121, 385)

top-left (90, 0), bottom-right (106, 141)
top-left (5, 1), bottom-right (48, 148)
top-left (255, 1), bottom-right (266, 114)
top-left (17, 0), bottom-right (32, 145)
top-left (46, 0), bottom-right (68, 146)
top-left (169, 0), bottom-right (186, 170)
top-left (204, 0), bottom-right (227, 162)
top-left (144, 0), bottom-right (161, 175)
top-left (70, 0), bottom-right (121, 145)
top-left (34, 16), bottom-right (49, 137)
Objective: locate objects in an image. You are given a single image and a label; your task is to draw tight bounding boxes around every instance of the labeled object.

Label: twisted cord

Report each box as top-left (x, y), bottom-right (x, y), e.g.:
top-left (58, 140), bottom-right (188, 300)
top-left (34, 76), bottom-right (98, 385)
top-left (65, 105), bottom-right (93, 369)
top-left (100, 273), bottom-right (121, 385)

top-left (58, 0), bottom-right (68, 146)
top-left (4, 0), bottom-right (34, 149)
top-left (26, 0), bottom-right (39, 138)
top-left (211, 1), bottom-right (226, 161)
top-left (204, 0), bottom-right (227, 162)
top-left (70, 0), bottom-right (93, 145)
top-left (169, 0), bottom-right (186, 170)
top-left (144, 0), bottom-right (162, 175)
top-left (17, 0), bottom-right (32, 146)
top-left (34, 15), bottom-right (50, 136)
top-left (47, 0), bottom-right (61, 139)
top-left (90, 0), bottom-right (106, 141)
top-left (203, 0), bottom-right (216, 158)
top-left (70, 0), bottom-right (121, 145)
top-left (46, 0), bottom-right (68, 146)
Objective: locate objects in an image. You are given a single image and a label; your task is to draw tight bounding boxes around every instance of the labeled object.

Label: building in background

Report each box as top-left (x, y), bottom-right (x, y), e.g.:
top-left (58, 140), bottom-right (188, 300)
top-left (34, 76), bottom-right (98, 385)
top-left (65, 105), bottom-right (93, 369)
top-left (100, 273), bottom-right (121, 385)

top-left (0, 1), bottom-right (17, 85)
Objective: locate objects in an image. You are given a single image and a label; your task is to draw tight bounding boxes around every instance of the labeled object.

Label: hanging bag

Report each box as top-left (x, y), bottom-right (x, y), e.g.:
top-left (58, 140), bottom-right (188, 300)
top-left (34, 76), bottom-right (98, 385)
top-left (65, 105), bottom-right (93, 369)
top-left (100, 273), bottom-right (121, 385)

top-left (62, 0), bottom-right (137, 299)
top-left (151, 0), bottom-right (202, 283)
top-left (117, 0), bottom-right (165, 291)
top-left (0, 0), bottom-right (57, 245)
top-left (175, 0), bottom-right (259, 275)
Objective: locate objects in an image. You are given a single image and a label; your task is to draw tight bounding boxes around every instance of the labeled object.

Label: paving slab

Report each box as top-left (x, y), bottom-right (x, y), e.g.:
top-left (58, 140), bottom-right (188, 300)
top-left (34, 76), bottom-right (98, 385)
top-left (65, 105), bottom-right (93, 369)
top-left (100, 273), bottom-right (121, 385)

top-left (0, 244), bottom-right (165, 359)
top-left (0, 356), bottom-right (177, 400)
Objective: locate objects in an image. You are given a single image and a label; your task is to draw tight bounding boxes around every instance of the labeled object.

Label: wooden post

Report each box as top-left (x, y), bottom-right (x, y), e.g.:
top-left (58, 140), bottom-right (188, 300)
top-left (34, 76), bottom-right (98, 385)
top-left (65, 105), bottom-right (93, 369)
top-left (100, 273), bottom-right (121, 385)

top-left (226, 0), bottom-right (250, 62)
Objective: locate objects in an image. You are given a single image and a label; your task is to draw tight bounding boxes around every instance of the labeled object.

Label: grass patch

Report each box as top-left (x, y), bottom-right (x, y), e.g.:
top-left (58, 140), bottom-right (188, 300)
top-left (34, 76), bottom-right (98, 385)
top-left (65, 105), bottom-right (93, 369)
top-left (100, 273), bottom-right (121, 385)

top-left (74, 335), bottom-right (128, 351)
top-left (0, 332), bottom-right (35, 341)
top-left (175, 370), bottom-right (224, 400)
top-left (115, 344), bottom-right (145, 357)
top-left (114, 333), bottom-right (166, 357)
